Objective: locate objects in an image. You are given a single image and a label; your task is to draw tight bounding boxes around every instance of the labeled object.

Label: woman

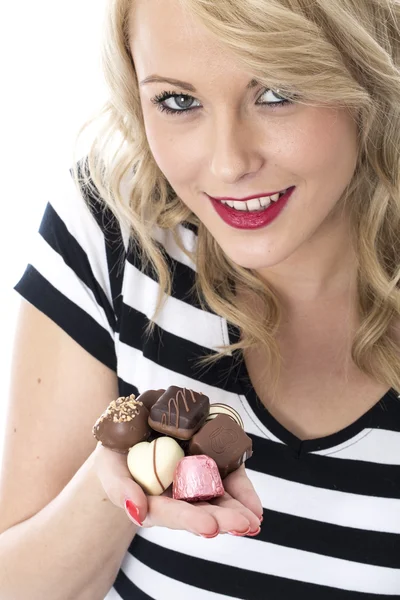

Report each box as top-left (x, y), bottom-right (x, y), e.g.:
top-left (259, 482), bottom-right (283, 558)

top-left (1, 0), bottom-right (399, 597)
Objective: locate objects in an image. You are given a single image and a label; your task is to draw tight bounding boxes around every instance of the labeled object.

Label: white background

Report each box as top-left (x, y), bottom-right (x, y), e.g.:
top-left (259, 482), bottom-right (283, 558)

top-left (0, 0), bottom-right (107, 462)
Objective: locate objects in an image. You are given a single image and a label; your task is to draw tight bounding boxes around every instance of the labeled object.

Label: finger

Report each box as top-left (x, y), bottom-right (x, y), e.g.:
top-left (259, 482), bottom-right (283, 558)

top-left (223, 465), bottom-right (263, 520)
top-left (94, 443), bottom-right (148, 525)
top-left (211, 492), bottom-right (261, 532)
top-left (194, 496), bottom-right (252, 534)
top-left (144, 495), bottom-right (219, 536)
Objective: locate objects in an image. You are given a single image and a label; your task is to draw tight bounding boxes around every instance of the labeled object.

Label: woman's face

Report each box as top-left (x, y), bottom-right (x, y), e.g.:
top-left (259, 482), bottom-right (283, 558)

top-left (129, 0), bottom-right (359, 271)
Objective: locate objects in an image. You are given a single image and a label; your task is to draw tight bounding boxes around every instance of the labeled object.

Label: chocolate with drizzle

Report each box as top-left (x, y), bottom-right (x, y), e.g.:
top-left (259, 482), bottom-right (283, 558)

top-left (148, 386), bottom-right (210, 440)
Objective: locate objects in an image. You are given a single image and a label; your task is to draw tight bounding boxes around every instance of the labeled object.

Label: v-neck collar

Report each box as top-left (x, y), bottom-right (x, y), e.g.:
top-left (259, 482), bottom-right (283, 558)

top-left (227, 322), bottom-right (398, 456)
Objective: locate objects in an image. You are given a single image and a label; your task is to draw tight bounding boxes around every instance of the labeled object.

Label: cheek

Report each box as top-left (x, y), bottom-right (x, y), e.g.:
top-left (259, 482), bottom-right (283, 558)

top-left (144, 117), bottom-right (201, 189)
top-left (283, 110), bottom-right (358, 183)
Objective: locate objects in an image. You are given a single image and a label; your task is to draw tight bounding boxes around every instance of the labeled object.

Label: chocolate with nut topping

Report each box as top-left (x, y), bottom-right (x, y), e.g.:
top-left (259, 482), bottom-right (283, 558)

top-left (148, 386), bottom-right (210, 440)
top-left (188, 413), bottom-right (252, 478)
top-left (92, 394), bottom-right (151, 452)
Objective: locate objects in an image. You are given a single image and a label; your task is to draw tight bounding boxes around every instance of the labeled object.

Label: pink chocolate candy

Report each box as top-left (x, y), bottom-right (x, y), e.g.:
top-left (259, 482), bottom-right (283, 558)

top-left (173, 455), bottom-right (225, 502)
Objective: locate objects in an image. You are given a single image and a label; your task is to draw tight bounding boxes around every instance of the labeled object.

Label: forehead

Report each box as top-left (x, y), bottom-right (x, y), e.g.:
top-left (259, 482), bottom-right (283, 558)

top-left (129, 0), bottom-right (247, 84)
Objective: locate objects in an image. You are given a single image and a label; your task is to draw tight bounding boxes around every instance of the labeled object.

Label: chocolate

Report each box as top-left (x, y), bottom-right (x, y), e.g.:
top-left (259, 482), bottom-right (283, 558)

top-left (127, 437), bottom-right (184, 496)
top-left (136, 389), bottom-right (165, 411)
top-left (149, 386), bottom-right (210, 440)
top-left (147, 428), bottom-right (165, 443)
top-left (92, 394), bottom-right (151, 452)
top-left (188, 413), bottom-right (252, 478)
top-left (206, 403), bottom-right (244, 429)
top-left (173, 455), bottom-right (224, 502)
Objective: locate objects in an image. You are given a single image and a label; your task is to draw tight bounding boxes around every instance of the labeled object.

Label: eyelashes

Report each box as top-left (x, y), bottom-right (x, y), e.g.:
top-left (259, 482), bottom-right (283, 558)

top-left (151, 91), bottom-right (200, 116)
top-left (150, 88), bottom-right (294, 117)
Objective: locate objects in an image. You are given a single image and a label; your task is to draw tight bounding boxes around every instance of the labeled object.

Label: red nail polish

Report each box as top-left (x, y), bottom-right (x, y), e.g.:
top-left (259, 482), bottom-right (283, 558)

top-left (246, 527), bottom-right (261, 537)
top-left (124, 499), bottom-right (142, 526)
top-left (200, 530), bottom-right (219, 539)
top-left (227, 527), bottom-right (251, 537)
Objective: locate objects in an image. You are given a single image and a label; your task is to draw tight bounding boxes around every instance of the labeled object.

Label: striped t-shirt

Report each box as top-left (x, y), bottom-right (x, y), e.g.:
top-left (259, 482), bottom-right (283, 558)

top-left (15, 168), bottom-right (400, 599)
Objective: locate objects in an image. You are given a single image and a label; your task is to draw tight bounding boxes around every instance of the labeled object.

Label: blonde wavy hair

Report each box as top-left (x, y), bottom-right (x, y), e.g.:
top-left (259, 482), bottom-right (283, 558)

top-left (73, 0), bottom-right (400, 396)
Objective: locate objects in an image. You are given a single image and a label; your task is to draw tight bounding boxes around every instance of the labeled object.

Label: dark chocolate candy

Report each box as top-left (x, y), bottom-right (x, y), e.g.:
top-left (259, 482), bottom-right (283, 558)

top-left (92, 395), bottom-right (151, 452)
top-left (149, 386), bottom-right (210, 440)
top-left (188, 413), bottom-right (252, 478)
top-left (136, 389), bottom-right (165, 411)
top-left (147, 428), bottom-right (165, 443)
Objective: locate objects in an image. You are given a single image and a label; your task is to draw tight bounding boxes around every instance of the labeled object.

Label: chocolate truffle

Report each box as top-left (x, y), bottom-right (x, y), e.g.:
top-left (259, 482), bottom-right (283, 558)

top-left (188, 413), bottom-right (252, 478)
top-left (136, 389), bottom-right (165, 411)
top-left (206, 403), bottom-right (244, 429)
top-left (127, 437), bottom-right (184, 496)
top-left (92, 395), bottom-right (151, 452)
top-left (149, 386), bottom-right (210, 440)
top-left (173, 455), bottom-right (224, 502)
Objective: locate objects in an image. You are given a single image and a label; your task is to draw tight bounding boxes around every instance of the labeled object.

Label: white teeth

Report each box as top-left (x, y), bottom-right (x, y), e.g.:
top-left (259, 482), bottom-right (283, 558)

top-left (259, 197), bottom-right (272, 208)
top-left (233, 200), bottom-right (248, 211)
top-left (269, 193), bottom-right (281, 202)
top-left (220, 189), bottom-right (287, 212)
top-left (246, 198), bottom-right (262, 211)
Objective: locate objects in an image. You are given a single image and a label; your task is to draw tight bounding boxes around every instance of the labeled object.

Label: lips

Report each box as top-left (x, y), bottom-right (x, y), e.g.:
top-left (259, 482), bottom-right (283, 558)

top-left (209, 186), bottom-right (295, 230)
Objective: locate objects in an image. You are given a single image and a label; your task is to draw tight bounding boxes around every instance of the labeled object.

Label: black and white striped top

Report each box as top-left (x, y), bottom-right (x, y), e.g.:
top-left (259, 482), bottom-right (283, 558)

top-left (15, 168), bottom-right (400, 599)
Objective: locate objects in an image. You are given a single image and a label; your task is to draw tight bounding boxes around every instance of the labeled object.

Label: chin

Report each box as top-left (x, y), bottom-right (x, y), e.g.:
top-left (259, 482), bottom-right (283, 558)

top-left (221, 245), bottom-right (286, 271)
top-left (201, 217), bottom-right (301, 271)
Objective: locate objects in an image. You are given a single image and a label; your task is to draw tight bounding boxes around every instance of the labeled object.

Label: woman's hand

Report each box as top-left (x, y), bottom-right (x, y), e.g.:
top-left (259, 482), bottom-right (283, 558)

top-left (94, 443), bottom-right (263, 537)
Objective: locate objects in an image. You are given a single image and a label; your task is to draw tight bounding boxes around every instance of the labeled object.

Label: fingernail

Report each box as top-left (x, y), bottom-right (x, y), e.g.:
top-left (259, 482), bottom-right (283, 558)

top-left (199, 529), bottom-right (219, 539)
top-left (227, 526), bottom-right (251, 537)
top-left (246, 527), bottom-right (261, 537)
top-left (124, 499), bottom-right (142, 527)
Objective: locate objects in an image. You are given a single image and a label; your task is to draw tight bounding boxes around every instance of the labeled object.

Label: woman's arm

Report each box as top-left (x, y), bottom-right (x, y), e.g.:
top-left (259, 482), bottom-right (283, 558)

top-left (0, 300), bottom-right (263, 600)
top-left (0, 300), bottom-right (135, 600)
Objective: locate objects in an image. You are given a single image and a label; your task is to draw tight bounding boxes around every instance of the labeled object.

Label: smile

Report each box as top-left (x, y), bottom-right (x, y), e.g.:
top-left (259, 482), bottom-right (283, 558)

top-left (208, 186), bottom-right (296, 230)
top-left (219, 189), bottom-right (288, 212)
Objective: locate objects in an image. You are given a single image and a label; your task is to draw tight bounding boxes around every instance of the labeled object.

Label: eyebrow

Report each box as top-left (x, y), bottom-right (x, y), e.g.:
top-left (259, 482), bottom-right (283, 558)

top-left (139, 75), bottom-right (260, 93)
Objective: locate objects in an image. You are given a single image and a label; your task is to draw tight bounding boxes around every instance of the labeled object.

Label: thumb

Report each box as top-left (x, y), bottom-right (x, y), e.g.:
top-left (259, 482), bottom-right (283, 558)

top-left (94, 443), bottom-right (148, 525)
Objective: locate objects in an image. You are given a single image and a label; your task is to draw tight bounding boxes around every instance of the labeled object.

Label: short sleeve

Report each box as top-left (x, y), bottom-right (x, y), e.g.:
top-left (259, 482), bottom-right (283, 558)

top-left (14, 165), bottom-right (126, 371)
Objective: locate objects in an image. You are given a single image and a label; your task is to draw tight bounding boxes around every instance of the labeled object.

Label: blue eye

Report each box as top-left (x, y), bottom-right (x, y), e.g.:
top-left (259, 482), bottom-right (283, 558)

top-left (151, 88), bottom-right (293, 117)
top-left (151, 91), bottom-right (201, 116)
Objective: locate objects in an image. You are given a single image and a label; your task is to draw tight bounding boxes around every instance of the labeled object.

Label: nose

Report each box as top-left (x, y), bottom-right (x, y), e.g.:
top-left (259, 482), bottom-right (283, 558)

top-left (209, 111), bottom-right (265, 184)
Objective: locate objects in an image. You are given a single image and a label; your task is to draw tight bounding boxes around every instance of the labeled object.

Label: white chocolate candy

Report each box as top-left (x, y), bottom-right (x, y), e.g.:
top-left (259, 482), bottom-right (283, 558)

top-left (206, 403), bottom-right (244, 429)
top-left (127, 437), bottom-right (184, 496)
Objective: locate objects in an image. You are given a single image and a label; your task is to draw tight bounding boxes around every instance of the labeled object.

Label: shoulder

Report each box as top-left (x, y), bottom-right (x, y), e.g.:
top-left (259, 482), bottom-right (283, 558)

top-left (68, 159), bottom-right (129, 253)
top-left (66, 158), bottom-right (200, 283)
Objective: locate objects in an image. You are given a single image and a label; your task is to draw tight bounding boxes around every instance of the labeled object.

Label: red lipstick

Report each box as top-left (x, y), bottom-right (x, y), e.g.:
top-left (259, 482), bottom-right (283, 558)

top-left (208, 186), bottom-right (295, 230)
